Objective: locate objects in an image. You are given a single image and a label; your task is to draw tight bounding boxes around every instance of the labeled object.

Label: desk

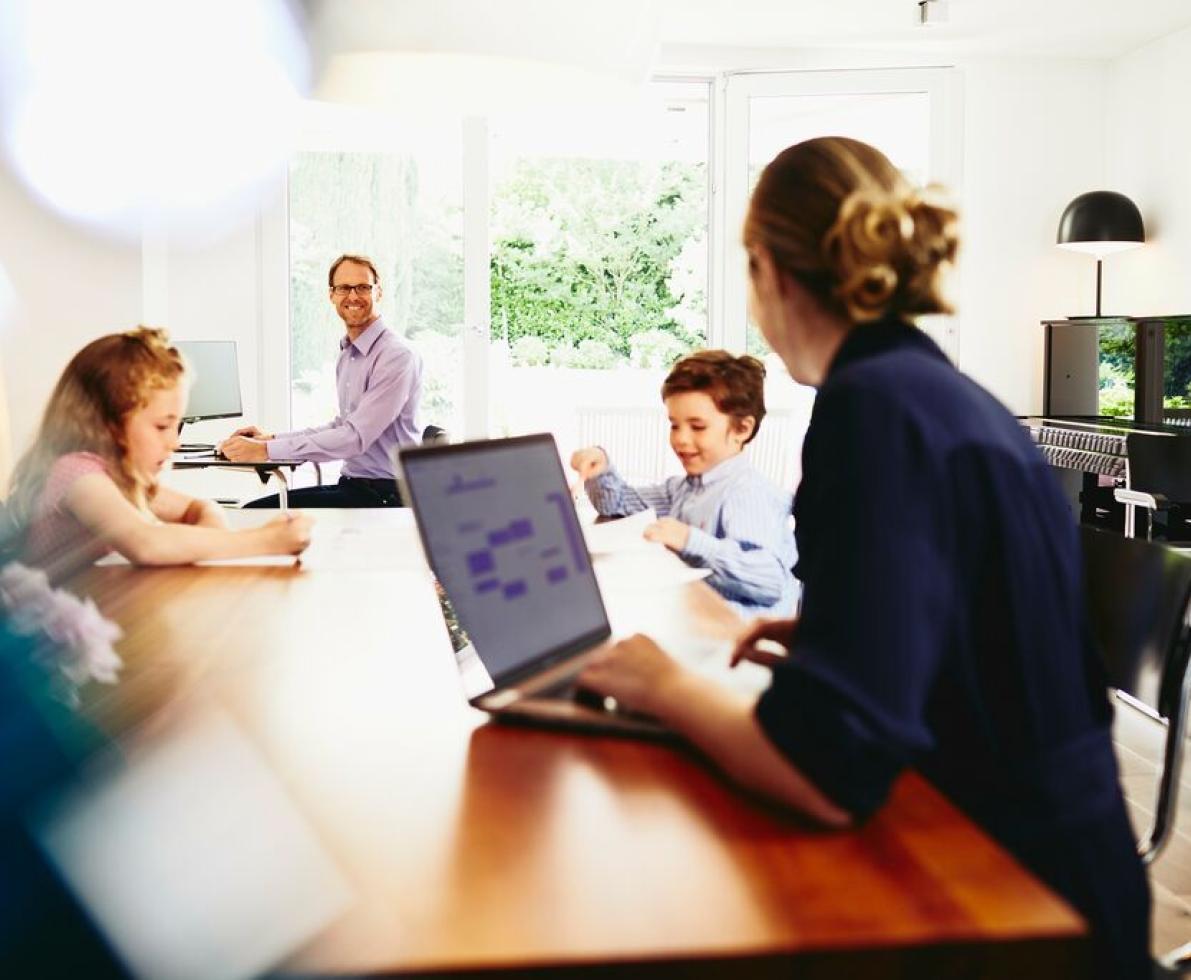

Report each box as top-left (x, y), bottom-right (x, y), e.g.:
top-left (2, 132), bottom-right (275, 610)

top-left (70, 510), bottom-right (1087, 977)
top-left (170, 454), bottom-right (323, 510)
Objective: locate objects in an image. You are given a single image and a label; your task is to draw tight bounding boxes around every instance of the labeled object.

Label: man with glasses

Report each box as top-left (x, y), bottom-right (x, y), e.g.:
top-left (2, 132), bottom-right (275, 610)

top-left (220, 254), bottom-right (423, 507)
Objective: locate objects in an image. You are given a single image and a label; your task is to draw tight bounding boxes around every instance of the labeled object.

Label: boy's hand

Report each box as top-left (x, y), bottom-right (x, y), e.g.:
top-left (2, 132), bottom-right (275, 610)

top-left (644, 517), bottom-right (690, 552)
top-left (570, 447), bottom-right (608, 481)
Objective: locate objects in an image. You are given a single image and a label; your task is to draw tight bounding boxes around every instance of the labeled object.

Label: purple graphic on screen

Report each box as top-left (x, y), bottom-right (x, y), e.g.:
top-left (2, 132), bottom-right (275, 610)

top-left (487, 528), bottom-right (511, 548)
top-left (447, 473), bottom-right (497, 495)
top-left (547, 566), bottom-right (568, 584)
top-left (502, 580), bottom-right (527, 600)
top-left (467, 550), bottom-right (495, 576)
top-left (540, 545), bottom-right (561, 559)
top-left (475, 578), bottom-right (499, 593)
top-left (509, 518), bottom-right (533, 540)
top-left (546, 492), bottom-right (588, 573)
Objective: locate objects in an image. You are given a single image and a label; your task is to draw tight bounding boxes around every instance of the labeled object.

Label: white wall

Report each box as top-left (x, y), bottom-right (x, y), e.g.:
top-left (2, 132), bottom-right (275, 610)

top-left (0, 48), bottom-right (1132, 475)
top-left (1105, 23), bottom-right (1191, 316)
top-left (0, 163), bottom-right (142, 459)
top-left (0, 160), bottom-right (290, 501)
top-left (956, 58), bottom-right (1107, 413)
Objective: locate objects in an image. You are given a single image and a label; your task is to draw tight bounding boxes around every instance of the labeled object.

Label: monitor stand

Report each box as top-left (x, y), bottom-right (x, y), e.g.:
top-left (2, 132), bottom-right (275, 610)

top-left (177, 420), bottom-right (215, 453)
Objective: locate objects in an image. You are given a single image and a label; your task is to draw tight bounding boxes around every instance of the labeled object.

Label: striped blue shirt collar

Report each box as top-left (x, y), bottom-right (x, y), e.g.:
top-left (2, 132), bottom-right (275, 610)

top-left (685, 451), bottom-right (749, 491)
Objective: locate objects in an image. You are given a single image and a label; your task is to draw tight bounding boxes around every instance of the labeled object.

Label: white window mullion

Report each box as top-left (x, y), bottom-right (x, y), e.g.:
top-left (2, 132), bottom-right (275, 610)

top-left (706, 72), bottom-right (731, 352)
top-left (721, 72), bottom-right (753, 354)
top-left (462, 115), bottom-right (491, 440)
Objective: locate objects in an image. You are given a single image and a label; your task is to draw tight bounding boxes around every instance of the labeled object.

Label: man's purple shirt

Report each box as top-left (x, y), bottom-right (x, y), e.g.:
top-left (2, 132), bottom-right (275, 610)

top-left (267, 317), bottom-right (423, 478)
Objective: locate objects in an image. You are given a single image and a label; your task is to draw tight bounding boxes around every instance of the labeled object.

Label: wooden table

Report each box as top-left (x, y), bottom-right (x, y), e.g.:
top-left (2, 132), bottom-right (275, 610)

top-left (70, 510), bottom-right (1087, 977)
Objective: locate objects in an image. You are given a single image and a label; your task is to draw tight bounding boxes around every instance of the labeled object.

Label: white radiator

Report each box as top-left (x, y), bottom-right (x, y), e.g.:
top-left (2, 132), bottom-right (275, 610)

top-left (576, 407), bottom-right (807, 493)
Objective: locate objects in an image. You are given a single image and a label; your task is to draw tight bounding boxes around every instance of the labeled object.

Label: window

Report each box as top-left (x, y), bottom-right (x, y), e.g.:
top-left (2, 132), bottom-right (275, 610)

top-left (287, 109), bottom-right (464, 439)
top-left (280, 70), bottom-right (957, 487)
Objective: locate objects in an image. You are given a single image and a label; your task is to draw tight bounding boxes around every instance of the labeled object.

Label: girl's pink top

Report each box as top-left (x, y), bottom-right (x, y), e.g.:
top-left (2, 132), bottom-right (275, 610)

top-left (22, 452), bottom-right (115, 578)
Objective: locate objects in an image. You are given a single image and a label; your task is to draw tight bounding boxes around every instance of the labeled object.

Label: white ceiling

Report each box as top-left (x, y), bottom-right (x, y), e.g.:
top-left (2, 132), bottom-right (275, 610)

top-left (658, 0), bottom-right (1191, 59)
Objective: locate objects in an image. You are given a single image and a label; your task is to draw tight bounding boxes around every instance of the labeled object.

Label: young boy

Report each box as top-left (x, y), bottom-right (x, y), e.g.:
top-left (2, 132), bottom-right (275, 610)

top-left (571, 350), bottom-right (797, 618)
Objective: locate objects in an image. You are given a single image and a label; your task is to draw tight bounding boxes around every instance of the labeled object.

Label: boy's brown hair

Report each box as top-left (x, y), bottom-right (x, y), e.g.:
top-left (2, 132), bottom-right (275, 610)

top-left (661, 350), bottom-right (767, 446)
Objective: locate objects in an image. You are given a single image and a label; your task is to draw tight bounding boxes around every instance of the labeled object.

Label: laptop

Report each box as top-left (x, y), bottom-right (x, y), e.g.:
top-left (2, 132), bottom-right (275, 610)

top-left (398, 433), bottom-right (668, 736)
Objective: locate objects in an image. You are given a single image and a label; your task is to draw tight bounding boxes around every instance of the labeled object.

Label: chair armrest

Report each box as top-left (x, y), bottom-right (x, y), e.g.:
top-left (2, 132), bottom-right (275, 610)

top-left (1115, 488), bottom-right (1169, 511)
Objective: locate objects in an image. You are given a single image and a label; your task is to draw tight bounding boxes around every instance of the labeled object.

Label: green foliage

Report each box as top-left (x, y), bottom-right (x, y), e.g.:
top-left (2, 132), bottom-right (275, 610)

top-left (491, 158), bottom-right (707, 364)
top-left (1099, 358), bottom-right (1134, 418)
top-left (1096, 318), bottom-right (1191, 414)
top-left (288, 152), bottom-right (464, 383)
top-left (549, 339), bottom-right (621, 370)
top-left (407, 331), bottom-right (459, 424)
top-left (511, 335), bottom-right (549, 366)
top-left (630, 329), bottom-right (688, 369)
top-left (1163, 318), bottom-right (1191, 402)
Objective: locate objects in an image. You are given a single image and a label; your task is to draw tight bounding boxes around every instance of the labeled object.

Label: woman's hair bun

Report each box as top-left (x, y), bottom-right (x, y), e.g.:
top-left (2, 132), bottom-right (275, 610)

top-left (823, 184), bottom-right (959, 322)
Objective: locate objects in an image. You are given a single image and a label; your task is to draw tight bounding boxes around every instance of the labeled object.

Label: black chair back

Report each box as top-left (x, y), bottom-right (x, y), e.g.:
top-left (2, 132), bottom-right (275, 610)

top-left (1081, 525), bottom-right (1191, 863)
top-left (421, 425), bottom-right (449, 447)
top-left (1126, 431), bottom-right (1191, 502)
top-left (1082, 525), bottom-right (1191, 718)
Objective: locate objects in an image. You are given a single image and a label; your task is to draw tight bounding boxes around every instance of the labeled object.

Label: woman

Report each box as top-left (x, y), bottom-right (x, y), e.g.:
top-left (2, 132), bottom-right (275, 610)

top-left (579, 136), bottom-right (1150, 978)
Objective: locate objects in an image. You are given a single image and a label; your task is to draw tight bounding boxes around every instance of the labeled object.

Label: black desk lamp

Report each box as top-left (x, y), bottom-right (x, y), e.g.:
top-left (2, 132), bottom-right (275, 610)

top-left (1056, 190), bottom-right (1145, 317)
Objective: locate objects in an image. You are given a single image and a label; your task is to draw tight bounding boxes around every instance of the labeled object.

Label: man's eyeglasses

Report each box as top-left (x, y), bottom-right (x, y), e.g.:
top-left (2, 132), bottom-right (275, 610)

top-left (331, 283), bottom-right (377, 297)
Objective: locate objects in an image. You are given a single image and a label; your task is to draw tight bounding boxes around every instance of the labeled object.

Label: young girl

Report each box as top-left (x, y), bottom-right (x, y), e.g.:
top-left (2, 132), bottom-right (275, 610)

top-left (571, 350), bottom-right (797, 618)
top-left (8, 328), bottom-right (312, 580)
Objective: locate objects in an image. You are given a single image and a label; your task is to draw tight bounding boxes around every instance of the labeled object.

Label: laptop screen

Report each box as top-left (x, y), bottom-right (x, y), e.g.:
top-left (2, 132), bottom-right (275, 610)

top-left (400, 435), bottom-right (610, 684)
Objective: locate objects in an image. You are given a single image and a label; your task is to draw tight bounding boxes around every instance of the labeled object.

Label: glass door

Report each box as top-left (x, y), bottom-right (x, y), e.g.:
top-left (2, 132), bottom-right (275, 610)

top-left (721, 69), bottom-right (960, 492)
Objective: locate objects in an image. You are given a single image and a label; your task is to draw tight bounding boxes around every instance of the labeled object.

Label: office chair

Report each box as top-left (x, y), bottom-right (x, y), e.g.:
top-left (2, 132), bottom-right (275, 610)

top-left (1080, 527), bottom-right (1191, 972)
top-left (421, 424), bottom-right (449, 447)
top-left (1114, 432), bottom-right (1191, 540)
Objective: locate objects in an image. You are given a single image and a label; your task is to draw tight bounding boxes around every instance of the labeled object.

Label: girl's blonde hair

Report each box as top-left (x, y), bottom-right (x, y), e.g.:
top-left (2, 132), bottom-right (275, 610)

top-left (744, 136), bottom-right (959, 324)
top-left (8, 327), bottom-right (186, 525)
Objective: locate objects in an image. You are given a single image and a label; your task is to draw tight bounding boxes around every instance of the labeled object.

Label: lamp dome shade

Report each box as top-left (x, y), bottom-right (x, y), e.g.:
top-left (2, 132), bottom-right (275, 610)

top-left (1057, 191), bottom-right (1145, 249)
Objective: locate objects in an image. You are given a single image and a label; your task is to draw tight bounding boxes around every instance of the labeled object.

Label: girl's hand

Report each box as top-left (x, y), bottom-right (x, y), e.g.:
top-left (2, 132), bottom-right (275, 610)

top-left (644, 517), bottom-right (690, 552)
top-left (570, 447), bottom-right (607, 481)
top-left (730, 617), bottom-right (798, 668)
top-left (267, 513), bottom-right (314, 555)
top-left (578, 633), bottom-right (684, 716)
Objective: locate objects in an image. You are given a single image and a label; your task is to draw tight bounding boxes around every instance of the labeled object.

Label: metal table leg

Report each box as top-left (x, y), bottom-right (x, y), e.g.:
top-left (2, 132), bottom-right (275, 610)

top-left (272, 468), bottom-right (290, 512)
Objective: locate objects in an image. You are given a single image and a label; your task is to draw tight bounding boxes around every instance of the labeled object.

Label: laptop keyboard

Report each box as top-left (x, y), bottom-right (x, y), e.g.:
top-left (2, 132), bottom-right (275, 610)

top-left (536, 675), bottom-right (614, 713)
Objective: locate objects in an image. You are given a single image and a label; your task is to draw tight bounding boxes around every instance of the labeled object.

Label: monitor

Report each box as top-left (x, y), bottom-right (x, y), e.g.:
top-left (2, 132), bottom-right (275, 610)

top-left (175, 341), bottom-right (243, 423)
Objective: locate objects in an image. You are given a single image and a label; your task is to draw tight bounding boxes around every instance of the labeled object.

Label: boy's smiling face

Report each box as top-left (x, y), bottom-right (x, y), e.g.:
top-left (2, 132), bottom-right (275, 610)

top-left (665, 390), bottom-right (753, 477)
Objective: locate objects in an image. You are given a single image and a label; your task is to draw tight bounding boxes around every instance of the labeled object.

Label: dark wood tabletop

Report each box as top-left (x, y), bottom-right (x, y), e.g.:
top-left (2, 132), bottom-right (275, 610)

top-left (69, 510), bottom-right (1087, 978)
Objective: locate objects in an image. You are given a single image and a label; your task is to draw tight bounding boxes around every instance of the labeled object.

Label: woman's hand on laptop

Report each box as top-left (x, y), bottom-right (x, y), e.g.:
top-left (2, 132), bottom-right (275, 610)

top-left (579, 633), bottom-right (683, 717)
top-left (730, 618), bottom-right (797, 670)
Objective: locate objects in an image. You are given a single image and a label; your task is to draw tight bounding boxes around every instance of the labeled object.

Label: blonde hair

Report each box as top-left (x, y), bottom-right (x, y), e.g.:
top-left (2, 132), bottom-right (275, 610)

top-left (744, 136), bottom-right (959, 323)
top-left (661, 350), bottom-right (767, 445)
top-left (8, 327), bottom-right (186, 525)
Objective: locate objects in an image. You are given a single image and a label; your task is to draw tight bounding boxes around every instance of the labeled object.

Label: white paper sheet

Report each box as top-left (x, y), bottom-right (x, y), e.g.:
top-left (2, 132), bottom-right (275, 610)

top-left (592, 546), bottom-right (711, 592)
top-left (581, 508), bottom-right (656, 555)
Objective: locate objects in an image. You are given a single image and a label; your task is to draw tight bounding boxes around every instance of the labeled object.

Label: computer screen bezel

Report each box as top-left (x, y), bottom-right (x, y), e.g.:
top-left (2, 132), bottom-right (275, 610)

top-left (398, 433), bottom-right (613, 692)
top-left (174, 340), bottom-right (244, 424)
